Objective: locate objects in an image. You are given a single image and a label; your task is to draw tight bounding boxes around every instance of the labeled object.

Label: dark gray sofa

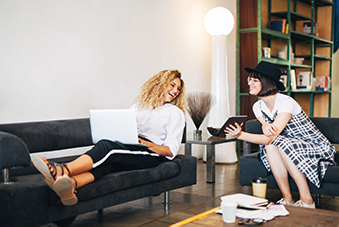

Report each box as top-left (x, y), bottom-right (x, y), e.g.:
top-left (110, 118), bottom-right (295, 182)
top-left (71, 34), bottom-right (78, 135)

top-left (239, 117), bottom-right (339, 207)
top-left (0, 118), bottom-right (197, 227)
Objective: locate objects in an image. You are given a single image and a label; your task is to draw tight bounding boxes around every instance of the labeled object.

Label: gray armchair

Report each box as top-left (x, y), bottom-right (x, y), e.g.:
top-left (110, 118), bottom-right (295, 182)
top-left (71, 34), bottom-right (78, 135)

top-left (239, 117), bottom-right (339, 207)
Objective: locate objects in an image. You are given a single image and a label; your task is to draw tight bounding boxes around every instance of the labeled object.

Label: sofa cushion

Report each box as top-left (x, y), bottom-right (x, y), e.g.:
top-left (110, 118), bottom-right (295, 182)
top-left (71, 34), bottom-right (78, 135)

top-left (0, 118), bottom-right (92, 152)
top-left (239, 152), bottom-right (269, 187)
top-left (0, 174), bottom-right (51, 226)
top-left (239, 152), bottom-right (339, 185)
top-left (48, 160), bottom-right (180, 205)
top-left (322, 163), bottom-right (339, 184)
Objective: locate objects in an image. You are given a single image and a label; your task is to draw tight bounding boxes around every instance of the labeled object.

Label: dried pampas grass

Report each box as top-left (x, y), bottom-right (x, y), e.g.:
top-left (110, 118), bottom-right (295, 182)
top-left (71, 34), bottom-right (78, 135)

top-left (187, 92), bottom-right (213, 130)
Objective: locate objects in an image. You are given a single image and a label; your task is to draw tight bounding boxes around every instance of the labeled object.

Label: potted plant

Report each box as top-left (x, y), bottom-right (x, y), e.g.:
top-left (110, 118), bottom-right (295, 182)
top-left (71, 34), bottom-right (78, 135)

top-left (187, 92), bottom-right (213, 139)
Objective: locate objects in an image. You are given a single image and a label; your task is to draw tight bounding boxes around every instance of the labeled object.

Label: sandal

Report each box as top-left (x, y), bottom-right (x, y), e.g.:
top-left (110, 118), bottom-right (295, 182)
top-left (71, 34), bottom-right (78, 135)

top-left (31, 154), bottom-right (70, 188)
top-left (53, 175), bottom-right (78, 206)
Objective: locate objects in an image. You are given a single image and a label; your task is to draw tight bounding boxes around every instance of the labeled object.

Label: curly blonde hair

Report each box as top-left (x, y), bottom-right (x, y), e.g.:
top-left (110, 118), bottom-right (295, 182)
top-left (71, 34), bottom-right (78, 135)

top-left (134, 69), bottom-right (188, 115)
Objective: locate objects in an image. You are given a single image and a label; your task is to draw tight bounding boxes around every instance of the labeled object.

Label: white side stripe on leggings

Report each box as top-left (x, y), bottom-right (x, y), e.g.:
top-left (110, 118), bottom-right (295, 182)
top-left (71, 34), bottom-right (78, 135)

top-left (92, 149), bottom-right (159, 168)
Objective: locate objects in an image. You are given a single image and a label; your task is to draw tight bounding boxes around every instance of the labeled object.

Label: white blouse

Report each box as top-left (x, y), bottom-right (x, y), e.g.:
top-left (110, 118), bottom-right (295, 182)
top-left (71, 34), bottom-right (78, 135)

top-left (130, 103), bottom-right (185, 160)
top-left (253, 93), bottom-right (301, 119)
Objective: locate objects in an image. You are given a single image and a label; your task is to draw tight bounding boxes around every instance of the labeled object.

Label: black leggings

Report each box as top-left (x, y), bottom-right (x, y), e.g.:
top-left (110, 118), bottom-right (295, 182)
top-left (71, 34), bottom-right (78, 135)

top-left (85, 139), bottom-right (164, 180)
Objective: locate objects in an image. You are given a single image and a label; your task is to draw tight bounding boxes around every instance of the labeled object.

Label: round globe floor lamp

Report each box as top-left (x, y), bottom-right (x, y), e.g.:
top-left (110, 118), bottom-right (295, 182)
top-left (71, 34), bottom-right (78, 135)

top-left (204, 7), bottom-right (237, 163)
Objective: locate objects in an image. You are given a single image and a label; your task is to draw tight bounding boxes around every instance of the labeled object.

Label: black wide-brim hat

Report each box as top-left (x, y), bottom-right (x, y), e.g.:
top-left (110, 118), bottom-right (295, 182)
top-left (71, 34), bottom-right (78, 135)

top-left (244, 61), bottom-right (285, 91)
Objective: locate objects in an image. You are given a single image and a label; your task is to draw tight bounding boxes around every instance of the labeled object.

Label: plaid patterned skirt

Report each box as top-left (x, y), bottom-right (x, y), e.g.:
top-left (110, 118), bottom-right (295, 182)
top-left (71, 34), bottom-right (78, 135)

top-left (260, 111), bottom-right (336, 188)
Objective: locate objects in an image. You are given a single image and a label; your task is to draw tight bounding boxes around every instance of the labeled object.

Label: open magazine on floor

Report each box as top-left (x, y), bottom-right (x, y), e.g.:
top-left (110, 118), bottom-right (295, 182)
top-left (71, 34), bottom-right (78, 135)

top-left (215, 193), bottom-right (289, 221)
top-left (216, 204), bottom-right (289, 221)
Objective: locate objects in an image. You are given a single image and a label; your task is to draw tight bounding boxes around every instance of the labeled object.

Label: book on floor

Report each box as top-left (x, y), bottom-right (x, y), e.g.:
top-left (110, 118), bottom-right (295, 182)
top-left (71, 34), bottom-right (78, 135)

top-left (221, 193), bottom-right (268, 208)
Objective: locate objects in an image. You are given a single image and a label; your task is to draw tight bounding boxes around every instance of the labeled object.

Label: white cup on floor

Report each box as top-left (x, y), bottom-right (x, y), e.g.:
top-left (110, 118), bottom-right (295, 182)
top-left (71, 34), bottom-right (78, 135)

top-left (221, 200), bottom-right (237, 223)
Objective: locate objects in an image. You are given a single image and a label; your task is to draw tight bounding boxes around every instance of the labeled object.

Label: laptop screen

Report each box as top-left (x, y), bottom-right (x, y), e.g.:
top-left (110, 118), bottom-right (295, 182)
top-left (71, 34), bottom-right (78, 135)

top-left (89, 109), bottom-right (139, 144)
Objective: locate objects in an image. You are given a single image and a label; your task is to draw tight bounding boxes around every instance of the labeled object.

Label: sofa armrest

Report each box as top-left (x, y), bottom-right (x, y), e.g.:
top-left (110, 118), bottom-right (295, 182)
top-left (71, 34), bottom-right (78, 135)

top-left (243, 141), bottom-right (251, 156)
top-left (172, 154), bottom-right (197, 185)
top-left (239, 152), bottom-right (268, 186)
top-left (0, 132), bottom-right (31, 169)
top-left (243, 119), bottom-right (263, 155)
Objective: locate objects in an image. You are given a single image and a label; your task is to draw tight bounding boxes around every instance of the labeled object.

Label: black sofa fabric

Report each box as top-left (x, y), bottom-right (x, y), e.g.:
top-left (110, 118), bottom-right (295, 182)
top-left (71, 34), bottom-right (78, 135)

top-left (0, 118), bottom-right (93, 152)
top-left (0, 132), bottom-right (31, 169)
top-left (239, 117), bottom-right (339, 198)
top-left (0, 119), bottom-right (196, 227)
top-left (48, 159), bottom-right (181, 205)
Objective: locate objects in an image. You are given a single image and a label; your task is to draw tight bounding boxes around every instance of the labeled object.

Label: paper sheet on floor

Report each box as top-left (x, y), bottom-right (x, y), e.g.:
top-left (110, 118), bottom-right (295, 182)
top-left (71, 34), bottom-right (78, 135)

top-left (216, 205), bottom-right (289, 221)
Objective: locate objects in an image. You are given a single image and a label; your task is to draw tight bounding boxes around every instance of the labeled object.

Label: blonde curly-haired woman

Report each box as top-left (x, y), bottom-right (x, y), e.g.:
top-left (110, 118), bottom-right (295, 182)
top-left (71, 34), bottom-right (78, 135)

top-left (32, 69), bottom-right (187, 206)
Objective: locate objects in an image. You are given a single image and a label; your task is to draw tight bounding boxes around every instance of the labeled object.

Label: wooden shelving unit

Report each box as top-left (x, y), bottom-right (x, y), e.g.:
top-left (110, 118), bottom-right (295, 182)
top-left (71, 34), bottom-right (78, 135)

top-left (237, 0), bottom-right (334, 119)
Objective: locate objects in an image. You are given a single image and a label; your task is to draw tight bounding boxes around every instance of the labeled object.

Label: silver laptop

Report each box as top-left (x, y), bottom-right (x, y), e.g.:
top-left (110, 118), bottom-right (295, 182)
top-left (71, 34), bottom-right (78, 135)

top-left (89, 109), bottom-right (147, 148)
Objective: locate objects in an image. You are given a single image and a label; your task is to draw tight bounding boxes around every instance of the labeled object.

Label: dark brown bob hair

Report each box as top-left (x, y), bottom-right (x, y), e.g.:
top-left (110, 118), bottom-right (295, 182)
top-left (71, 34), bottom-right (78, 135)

top-left (249, 72), bottom-right (278, 97)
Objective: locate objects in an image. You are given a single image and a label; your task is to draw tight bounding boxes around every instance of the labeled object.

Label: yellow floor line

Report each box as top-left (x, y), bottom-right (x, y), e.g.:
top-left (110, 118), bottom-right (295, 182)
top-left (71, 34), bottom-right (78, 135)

top-left (170, 206), bottom-right (221, 227)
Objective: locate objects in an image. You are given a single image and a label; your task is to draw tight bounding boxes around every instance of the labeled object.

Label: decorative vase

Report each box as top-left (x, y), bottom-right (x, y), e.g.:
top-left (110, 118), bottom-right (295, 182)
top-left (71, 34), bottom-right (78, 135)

top-left (193, 129), bottom-right (202, 139)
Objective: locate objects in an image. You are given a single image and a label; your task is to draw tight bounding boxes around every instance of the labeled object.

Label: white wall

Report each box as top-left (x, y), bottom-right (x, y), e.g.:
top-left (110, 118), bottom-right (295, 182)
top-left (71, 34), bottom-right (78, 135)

top-left (332, 50), bottom-right (339, 117)
top-left (0, 0), bottom-right (237, 133)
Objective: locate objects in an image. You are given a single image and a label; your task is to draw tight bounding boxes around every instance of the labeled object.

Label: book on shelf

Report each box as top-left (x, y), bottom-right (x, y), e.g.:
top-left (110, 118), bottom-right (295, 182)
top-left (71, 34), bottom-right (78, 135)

top-left (315, 76), bottom-right (330, 91)
top-left (303, 22), bottom-right (318, 37)
top-left (285, 23), bottom-right (289, 34)
top-left (297, 71), bottom-right (313, 90)
top-left (290, 69), bottom-right (297, 90)
top-left (269, 19), bottom-right (286, 33)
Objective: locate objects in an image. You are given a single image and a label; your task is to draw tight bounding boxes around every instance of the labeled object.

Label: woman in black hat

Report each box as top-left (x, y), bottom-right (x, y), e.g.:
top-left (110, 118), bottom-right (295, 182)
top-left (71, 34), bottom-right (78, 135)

top-left (225, 61), bottom-right (336, 209)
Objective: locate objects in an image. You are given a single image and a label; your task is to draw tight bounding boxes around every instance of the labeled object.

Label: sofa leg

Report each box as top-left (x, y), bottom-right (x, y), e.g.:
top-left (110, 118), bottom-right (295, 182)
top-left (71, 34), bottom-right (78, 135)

top-left (164, 191), bottom-right (171, 211)
top-left (2, 168), bottom-right (13, 184)
top-left (97, 209), bottom-right (103, 221)
top-left (53, 216), bottom-right (76, 227)
top-left (315, 194), bottom-right (321, 208)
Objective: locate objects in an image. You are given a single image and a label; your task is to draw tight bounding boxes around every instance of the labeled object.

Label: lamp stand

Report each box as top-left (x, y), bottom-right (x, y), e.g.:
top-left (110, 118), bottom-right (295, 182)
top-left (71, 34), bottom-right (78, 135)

top-left (207, 35), bottom-right (237, 164)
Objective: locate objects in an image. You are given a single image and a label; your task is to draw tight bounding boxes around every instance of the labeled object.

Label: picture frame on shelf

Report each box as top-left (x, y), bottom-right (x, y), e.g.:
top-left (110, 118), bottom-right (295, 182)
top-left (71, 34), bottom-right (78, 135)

top-left (315, 76), bottom-right (330, 91)
top-left (279, 74), bottom-right (288, 90)
top-left (297, 71), bottom-right (313, 90)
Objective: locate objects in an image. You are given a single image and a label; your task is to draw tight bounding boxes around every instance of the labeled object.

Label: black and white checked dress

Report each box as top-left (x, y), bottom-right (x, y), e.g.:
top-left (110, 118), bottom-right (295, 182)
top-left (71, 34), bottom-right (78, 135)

top-left (259, 110), bottom-right (336, 188)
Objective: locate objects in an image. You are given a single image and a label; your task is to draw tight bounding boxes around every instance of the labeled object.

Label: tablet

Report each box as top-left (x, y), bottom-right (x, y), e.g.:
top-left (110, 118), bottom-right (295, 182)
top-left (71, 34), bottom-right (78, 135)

top-left (218, 115), bottom-right (247, 135)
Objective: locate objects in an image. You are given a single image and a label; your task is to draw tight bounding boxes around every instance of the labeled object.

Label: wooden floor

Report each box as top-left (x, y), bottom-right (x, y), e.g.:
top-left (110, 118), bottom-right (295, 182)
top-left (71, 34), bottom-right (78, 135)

top-left (42, 154), bottom-right (339, 227)
top-left (176, 205), bottom-right (339, 226)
